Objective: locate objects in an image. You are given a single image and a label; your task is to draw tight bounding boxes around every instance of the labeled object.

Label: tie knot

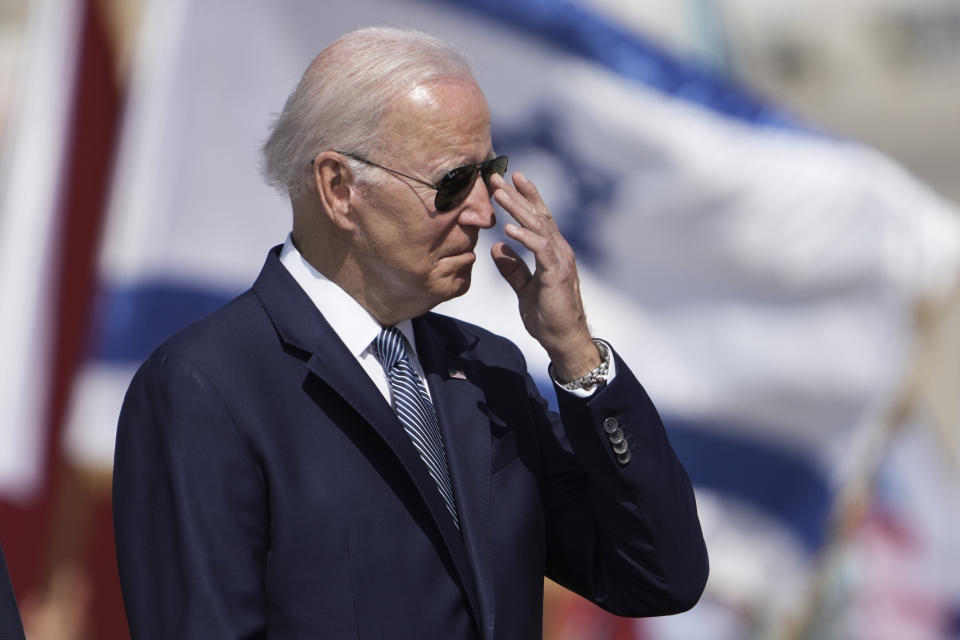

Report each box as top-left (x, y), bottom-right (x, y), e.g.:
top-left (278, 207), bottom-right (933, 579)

top-left (373, 325), bottom-right (408, 371)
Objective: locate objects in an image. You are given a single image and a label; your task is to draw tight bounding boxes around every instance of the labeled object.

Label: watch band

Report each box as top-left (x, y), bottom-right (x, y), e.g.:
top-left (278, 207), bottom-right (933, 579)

top-left (553, 339), bottom-right (611, 392)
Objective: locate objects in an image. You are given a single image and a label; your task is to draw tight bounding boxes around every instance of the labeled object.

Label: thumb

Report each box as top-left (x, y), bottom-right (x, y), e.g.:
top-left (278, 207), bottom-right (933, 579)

top-left (491, 242), bottom-right (532, 294)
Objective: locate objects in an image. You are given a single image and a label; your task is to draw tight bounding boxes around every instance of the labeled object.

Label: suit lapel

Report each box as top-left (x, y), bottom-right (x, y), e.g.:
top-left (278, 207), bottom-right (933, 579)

top-left (253, 250), bottom-right (483, 632)
top-left (414, 316), bottom-right (495, 639)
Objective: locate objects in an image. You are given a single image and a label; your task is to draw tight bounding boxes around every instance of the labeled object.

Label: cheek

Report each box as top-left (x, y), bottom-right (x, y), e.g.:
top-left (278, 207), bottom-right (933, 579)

top-left (362, 219), bottom-right (413, 258)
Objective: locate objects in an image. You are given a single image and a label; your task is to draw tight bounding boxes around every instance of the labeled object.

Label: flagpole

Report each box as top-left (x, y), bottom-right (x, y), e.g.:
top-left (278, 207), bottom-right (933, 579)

top-left (785, 279), bottom-right (960, 639)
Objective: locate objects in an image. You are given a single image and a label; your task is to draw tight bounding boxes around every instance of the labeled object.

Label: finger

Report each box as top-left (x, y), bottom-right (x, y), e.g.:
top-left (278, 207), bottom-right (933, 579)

top-left (492, 179), bottom-right (544, 233)
top-left (503, 222), bottom-right (548, 256)
top-left (494, 173), bottom-right (562, 242)
top-left (491, 242), bottom-right (533, 294)
top-left (491, 170), bottom-right (539, 202)
top-left (489, 171), bottom-right (510, 193)
top-left (511, 171), bottom-right (548, 210)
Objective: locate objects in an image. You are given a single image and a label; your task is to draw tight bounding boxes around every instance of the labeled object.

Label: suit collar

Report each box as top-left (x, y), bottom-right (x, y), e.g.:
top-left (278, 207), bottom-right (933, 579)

top-left (252, 246), bottom-right (329, 355)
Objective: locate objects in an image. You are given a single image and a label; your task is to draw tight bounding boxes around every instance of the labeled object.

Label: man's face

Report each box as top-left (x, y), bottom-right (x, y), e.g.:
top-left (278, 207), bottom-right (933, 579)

top-left (348, 79), bottom-right (497, 316)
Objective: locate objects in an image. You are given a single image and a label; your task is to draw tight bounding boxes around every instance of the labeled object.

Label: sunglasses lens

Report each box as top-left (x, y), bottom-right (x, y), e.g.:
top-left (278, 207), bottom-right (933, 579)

top-left (434, 166), bottom-right (477, 211)
top-left (481, 156), bottom-right (509, 189)
top-left (433, 156), bottom-right (509, 211)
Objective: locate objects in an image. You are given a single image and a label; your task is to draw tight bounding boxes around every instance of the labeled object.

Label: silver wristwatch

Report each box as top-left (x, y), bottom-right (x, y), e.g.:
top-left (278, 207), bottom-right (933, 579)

top-left (554, 339), bottom-right (611, 392)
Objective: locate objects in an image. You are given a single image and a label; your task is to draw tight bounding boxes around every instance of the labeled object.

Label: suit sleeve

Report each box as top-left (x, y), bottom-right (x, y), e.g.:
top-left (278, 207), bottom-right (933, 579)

top-left (113, 352), bottom-right (269, 639)
top-left (538, 346), bottom-right (709, 617)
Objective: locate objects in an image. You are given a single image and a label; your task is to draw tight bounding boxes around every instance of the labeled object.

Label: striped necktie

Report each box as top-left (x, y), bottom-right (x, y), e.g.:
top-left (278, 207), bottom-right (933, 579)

top-left (374, 326), bottom-right (459, 528)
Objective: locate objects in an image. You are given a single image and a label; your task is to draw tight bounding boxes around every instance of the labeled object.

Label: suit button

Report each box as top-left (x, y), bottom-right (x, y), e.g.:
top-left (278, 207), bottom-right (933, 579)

top-left (616, 450), bottom-right (631, 465)
top-left (612, 439), bottom-right (629, 454)
top-left (608, 429), bottom-right (624, 444)
top-left (603, 417), bottom-right (619, 433)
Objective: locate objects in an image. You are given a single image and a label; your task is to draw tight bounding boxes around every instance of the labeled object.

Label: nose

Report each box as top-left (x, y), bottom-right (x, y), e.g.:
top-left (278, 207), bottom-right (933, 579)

top-left (456, 172), bottom-right (496, 229)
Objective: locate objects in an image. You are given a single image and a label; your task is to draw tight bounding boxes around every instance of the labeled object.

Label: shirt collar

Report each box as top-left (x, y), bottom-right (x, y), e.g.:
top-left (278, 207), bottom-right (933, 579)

top-left (278, 234), bottom-right (417, 356)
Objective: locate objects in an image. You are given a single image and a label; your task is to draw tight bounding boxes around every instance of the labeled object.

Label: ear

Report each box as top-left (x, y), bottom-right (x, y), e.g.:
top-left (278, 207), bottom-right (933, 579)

top-left (312, 150), bottom-right (358, 231)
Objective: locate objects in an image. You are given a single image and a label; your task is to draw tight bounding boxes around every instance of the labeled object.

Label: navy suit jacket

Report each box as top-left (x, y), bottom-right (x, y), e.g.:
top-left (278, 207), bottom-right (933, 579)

top-left (0, 544), bottom-right (25, 640)
top-left (114, 247), bottom-right (707, 639)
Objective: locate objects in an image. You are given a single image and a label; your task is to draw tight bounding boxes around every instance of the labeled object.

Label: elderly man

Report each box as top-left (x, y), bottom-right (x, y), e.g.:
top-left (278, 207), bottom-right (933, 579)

top-left (113, 26), bottom-right (707, 639)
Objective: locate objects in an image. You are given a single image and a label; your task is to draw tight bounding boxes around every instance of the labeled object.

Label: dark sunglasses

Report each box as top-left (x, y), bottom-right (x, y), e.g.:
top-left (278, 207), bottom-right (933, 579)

top-left (333, 150), bottom-right (508, 211)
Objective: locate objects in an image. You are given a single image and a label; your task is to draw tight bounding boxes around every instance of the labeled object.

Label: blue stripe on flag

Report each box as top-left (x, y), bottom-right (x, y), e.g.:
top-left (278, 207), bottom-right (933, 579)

top-left (430, 0), bottom-right (805, 129)
top-left (666, 420), bottom-right (830, 553)
top-left (532, 375), bottom-right (830, 553)
top-left (89, 283), bottom-right (236, 362)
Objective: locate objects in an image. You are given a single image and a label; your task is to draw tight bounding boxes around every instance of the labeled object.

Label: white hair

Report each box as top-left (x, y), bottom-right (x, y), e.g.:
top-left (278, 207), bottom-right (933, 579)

top-left (261, 26), bottom-right (475, 198)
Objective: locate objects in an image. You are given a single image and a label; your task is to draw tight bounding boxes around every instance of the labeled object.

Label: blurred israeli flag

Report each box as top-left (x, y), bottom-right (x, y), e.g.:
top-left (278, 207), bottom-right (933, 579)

top-left (61, 0), bottom-right (960, 636)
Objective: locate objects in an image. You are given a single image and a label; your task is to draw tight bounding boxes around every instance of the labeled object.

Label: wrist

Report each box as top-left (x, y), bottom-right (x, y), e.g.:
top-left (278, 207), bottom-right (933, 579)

top-left (550, 339), bottom-right (611, 392)
top-left (549, 335), bottom-right (601, 382)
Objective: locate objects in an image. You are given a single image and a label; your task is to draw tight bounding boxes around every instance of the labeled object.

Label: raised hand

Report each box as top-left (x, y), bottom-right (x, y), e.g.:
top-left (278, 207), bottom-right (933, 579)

top-left (489, 172), bottom-right (601, 382)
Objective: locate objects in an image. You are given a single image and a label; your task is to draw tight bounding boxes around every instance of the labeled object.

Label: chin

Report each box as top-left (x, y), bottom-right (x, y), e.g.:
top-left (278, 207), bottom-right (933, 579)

top-left (430, 271), bottom-right (473, 305)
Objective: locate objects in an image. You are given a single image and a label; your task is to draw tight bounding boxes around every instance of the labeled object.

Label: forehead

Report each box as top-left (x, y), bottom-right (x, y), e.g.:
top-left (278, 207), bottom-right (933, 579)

top-left (382, 80), bottom-right (492, 163)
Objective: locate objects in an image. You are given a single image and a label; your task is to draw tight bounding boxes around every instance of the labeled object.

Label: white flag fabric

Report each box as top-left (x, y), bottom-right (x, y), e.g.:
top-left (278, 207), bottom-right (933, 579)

top-left (0, 0), bottom-right (83, 501)
top-left (63, 0), bottom-right (960, 634)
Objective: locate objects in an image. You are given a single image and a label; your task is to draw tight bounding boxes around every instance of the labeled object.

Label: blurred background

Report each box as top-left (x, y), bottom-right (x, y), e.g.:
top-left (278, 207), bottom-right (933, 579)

top-left (1, 0), bottom-right (959, 638)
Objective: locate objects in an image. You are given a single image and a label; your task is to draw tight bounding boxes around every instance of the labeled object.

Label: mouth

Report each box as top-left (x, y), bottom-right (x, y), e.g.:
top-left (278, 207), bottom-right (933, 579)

top-left (444, 242), bottom-right (478, 259)
top-left (436, 248), bottom-right (477, 276)
top-left (446, 250), bottom-right (476, 263)
top-left (437, 230), bottom-right (480, 263)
